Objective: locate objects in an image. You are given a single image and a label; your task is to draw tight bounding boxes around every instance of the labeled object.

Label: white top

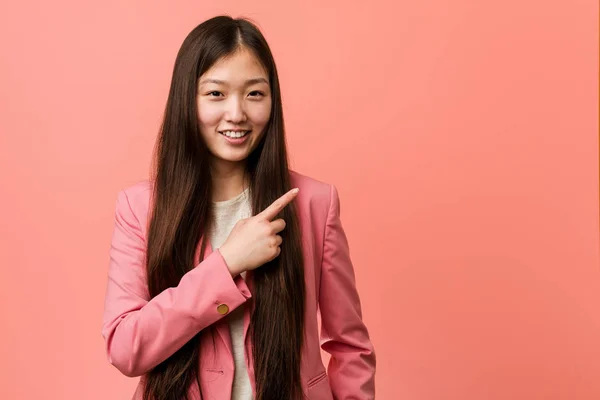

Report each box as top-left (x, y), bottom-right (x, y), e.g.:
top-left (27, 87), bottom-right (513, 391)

top-left (209, 187), bottom-right (253, 400)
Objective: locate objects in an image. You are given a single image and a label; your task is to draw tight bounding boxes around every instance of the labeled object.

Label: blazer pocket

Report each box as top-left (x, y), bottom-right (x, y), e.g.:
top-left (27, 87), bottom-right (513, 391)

top-left (307, 371), bottom-right (328, 388)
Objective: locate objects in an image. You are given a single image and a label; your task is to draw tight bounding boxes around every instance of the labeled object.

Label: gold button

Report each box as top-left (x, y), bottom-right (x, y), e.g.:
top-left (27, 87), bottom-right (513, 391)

top-left (217, 304), bottom-right (229, 315)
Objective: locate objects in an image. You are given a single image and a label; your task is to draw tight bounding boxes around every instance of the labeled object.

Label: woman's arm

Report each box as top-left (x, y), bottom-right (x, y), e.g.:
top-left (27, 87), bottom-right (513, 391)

top-left (101, 189), bottom-right (251, 377)
top-left (319, 184), bottom-right (376, 399)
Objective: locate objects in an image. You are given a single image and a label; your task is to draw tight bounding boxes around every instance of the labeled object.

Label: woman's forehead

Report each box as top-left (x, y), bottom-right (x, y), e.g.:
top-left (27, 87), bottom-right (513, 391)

top-left (199, 50), bottom-right (268, 86)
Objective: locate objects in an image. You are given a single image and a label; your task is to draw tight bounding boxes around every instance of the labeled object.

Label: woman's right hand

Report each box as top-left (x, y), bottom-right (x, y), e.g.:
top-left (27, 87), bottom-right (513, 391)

top-left (218, 188), bottom-right (300, 276)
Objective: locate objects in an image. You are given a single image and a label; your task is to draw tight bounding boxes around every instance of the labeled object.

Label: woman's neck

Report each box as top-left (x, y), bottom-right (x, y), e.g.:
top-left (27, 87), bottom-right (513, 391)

top-left (210, 160), bottom-right (249, 202)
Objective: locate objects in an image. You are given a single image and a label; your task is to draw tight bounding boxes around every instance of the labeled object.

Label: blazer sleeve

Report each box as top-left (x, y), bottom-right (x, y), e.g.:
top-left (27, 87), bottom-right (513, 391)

top-left (319, 184), bottom-right (376, 399)
top-left (101, 189), bottom-right (252, 377)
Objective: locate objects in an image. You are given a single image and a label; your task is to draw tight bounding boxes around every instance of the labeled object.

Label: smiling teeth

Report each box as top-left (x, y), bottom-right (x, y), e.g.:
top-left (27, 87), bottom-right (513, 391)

top-left (222, 130), bottom-right (249, 138)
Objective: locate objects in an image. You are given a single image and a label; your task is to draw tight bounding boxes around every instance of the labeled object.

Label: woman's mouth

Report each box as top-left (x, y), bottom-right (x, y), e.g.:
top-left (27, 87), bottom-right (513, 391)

top-left (219, 130), bottom-right (251, 145)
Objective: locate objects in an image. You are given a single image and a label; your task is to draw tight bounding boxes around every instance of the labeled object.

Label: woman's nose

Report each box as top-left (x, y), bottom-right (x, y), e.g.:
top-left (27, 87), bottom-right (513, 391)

top-left (224, 97), bottom-right (247, 123)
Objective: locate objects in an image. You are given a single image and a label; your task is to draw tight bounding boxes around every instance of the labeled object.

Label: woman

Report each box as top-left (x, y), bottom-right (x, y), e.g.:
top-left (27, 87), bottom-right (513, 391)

top-left (101, 15), bottom-right (376, 400)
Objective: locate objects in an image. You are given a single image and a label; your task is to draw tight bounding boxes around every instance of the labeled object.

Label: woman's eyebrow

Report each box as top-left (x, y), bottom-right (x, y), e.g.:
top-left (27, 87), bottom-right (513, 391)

top-left (199, 77), bottom-right (269, 86)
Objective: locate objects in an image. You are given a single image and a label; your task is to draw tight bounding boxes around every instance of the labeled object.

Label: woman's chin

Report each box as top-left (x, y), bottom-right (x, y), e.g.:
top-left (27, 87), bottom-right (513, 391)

top-left (212, 151), bottom-right (251, 164)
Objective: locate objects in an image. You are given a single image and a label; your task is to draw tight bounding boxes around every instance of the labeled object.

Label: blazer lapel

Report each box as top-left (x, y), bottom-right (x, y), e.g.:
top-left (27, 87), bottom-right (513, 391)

top-left (242, 269), bottom-right (254, 345)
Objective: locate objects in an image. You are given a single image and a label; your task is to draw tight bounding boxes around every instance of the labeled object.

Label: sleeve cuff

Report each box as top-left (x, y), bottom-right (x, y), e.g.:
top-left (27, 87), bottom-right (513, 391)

top-left (196, 249), bottom-right (252, 317)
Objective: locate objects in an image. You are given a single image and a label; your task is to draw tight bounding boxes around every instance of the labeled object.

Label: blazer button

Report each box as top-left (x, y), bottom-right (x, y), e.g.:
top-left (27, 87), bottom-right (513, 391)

top-left (217, 304), bottom-right (229, 315)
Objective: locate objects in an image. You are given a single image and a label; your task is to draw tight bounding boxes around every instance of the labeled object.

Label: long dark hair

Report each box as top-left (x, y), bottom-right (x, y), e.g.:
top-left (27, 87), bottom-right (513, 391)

top-left (142, 15), bottom-right (306, 400)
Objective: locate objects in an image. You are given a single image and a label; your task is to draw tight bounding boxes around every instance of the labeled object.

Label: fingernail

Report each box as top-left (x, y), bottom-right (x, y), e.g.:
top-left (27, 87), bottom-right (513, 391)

top-left (292, 188), bottom-right (299, 194)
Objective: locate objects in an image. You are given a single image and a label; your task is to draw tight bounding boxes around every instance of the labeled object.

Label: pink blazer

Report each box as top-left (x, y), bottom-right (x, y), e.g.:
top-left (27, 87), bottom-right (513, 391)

top-left (101, 170), bottom-right (376, 399)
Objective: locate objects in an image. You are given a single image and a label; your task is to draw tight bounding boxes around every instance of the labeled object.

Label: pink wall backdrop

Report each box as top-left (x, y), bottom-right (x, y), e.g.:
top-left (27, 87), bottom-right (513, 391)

top-left (0, 0), bottom-right (598, 399)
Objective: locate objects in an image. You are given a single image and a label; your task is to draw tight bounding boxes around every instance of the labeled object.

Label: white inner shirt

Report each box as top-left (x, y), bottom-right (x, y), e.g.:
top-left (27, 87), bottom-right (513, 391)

top-left (209, 186), bottom-right (253, 400)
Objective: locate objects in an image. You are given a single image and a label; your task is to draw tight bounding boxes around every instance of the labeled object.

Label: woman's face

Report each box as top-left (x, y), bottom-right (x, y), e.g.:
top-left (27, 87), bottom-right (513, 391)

top-left (196, 47), bottom-right (272, 167)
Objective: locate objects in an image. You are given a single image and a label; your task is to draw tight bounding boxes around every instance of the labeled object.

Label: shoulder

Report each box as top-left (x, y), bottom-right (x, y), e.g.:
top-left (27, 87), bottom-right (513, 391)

top-left (119, 180), bottom-right (152, 207)
top-left (289, 170), bottom-right (339, 214)
top-left (113, 180), bottom-right (153, 229)
top-left (290, 169), bottom-right (330, 196)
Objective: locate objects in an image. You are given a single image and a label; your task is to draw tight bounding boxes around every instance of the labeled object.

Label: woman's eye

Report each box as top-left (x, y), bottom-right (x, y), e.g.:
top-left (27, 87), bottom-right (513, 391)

top-left (248, 91), bottom-right (264, 97)
top-left (207, 91), bottom-right (223, 97)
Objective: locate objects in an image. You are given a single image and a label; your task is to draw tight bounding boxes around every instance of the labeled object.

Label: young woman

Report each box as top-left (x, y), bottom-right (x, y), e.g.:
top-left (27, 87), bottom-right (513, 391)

top-left (101, 15), bottom-right (375, 400)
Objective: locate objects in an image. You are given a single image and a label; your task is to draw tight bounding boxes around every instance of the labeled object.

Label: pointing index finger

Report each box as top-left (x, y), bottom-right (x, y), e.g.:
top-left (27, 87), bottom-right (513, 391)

top-left (258, 188), bottom-right (300, 221)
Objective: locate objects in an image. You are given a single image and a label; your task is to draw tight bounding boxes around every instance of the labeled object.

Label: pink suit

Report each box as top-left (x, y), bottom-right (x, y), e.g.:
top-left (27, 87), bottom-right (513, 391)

top-left (102, 171), bottom-right (376, 399)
